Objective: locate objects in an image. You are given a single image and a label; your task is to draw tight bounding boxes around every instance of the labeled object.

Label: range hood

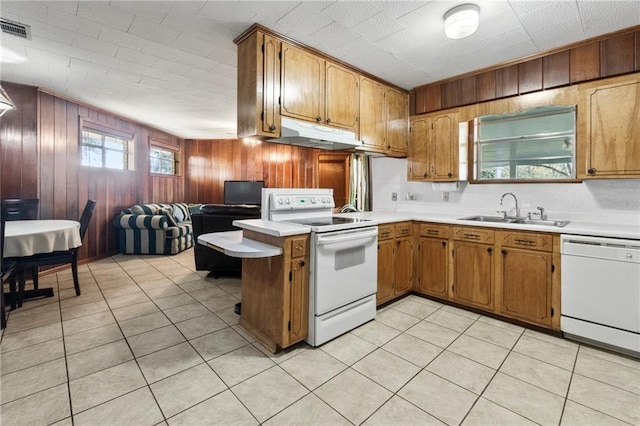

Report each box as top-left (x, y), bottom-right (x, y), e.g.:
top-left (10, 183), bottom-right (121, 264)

top-left (268, 117), bottom-right (360, 151)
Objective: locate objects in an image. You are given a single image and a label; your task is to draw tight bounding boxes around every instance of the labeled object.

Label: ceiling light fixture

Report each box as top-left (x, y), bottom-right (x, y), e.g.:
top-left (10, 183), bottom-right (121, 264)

top-left (0, 83), bottom-right (15, 116)
top-left (444, 3), bottom-right (480, 39)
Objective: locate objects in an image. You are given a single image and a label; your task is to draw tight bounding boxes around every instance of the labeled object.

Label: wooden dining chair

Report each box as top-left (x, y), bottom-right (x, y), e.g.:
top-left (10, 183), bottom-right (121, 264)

top-left (15, 200), bottom-right (96, 305)
top-left (1, 203), bottom-right (18, 328)
top-left (3, 198), bottom-right (40, 290)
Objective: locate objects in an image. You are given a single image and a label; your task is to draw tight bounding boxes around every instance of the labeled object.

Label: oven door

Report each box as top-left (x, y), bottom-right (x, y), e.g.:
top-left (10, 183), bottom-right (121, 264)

top-left (313, 226), bottom-right (378, 315)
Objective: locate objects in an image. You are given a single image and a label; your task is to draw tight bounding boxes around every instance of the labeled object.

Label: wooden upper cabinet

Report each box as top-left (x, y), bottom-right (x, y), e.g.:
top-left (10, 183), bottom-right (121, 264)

top-left (359, 77), bottom-right (385, 150)
top-left (325, 63), bottom-right (359, 131)
top-left (495, 64), bottom-right (519, 98)
top-left (600, 33), bottom-right (635, 78)
top-left (281, 43), bottom-right (358, 133)
top-left (476, 71), bottom-right (496, 102)
top-left (280, 43), bottom-right (325, 124)
top-left (236, 31), bottom-right (281, 139)
top-left (408, 118), bottom-right (429, 180)
top-left (385, 87), bottom-right (409, 153)
top-left (583, 77), bottom-right (640, 178)
top-left (408, 112), bottom-right (458, 181)
top-left (636, 31), bottom-right (640, 71)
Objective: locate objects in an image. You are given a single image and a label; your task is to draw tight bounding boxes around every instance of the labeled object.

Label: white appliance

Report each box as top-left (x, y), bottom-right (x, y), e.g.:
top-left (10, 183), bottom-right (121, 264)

top-left (561, 234), bottom-right (640, 356)
top-left (267, 117), bottom-right (360, 151)
top-left (262, 188), bottom-right (377, 346)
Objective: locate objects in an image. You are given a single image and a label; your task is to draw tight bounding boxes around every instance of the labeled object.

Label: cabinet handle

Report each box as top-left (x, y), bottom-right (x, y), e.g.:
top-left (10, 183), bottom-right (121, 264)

top-left (587, 168), bottom-right (596, 175)
top-left (442, 241), bottom-right (447, 248)
top-left (463, 233), bottom-right (480, 240)
top-left (326, 118), bottom-right (332, 124)
top-left (514, 239), bottom-right (535, 246)
top-left (316, 116), bottom-right (322, 122)
top-left (268, 124), bottom-right (276, 131)
top-left (427, 229), bottom-right (439, 235)
top-left (299, 261), bottom-right (305, 267)
top-left (423, 172), bottom-right (428, 178)
top-left (447, 172), bottom-right (453, 178)
top-left (502, 249), bottom-right (507, 255)
top-left (487, 247), bottom-right (493, 254)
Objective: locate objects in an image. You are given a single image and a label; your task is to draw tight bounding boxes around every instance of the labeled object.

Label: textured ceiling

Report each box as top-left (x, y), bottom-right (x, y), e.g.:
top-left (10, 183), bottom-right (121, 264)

top-left (1, 1), bottom-right (638, 139)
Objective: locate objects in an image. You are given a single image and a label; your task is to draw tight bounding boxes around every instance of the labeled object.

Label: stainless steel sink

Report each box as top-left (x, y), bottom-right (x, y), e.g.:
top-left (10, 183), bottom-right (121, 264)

top-left (458, 215), bottom-right (515, 223)
top-left (512, 218), bottom-right (571, 227)
top-left (459, 215), bottom-right (570, 227)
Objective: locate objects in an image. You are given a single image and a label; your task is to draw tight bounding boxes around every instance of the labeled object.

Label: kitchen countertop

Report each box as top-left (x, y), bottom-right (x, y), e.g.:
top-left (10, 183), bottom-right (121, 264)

top-left (232, 210), bottom-right (639, 240)
top-left (197, 231), bottom-right (283, 258)
top-left (232, 219), bottom-right (312, 237)
top-left (335, 209), bottom-right (640, 240)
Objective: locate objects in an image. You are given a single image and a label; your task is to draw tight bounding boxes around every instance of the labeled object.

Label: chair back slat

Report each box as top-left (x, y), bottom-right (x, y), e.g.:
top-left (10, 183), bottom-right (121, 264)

top-left (79, 200), bottom-right (97, 241)
top-left (2, 199), bottom-right (39, 221)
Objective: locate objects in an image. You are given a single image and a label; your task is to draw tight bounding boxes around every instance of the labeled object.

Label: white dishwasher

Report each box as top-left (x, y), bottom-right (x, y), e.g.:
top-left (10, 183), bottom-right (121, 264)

top-left (561, 234), bottom-right (640, 356)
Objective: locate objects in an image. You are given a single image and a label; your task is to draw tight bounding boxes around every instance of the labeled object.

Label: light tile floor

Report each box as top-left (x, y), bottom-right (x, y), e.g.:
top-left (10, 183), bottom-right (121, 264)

top-left (1, 249), bottom-right (639, 425)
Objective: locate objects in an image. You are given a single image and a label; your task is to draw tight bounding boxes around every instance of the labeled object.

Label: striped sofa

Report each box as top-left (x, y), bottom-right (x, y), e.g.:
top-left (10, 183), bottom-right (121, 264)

top-left (113, 203), bottom-right (200, 255)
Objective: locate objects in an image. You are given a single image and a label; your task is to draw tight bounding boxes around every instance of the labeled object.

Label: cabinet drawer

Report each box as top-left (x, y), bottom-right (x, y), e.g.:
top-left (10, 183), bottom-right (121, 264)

top-left (453, 226), bottom-right (495, 243)
top-left (498, 231), bottom-right (553, 252)
top-left (395, 222), bottom-right (413, 237)
top-left (419, 223), bottom-right (451, 238)
top-left (378, 225), bottom-right (394, 241)
top-left (290, 237), bottom-right (308, 259)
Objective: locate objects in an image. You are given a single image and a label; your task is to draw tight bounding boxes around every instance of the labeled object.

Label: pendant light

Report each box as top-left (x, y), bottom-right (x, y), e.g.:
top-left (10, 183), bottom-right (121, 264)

top-left (0, 83), bottom-right (16, 117)
top-left (444, 3), bottom-right (480, 39)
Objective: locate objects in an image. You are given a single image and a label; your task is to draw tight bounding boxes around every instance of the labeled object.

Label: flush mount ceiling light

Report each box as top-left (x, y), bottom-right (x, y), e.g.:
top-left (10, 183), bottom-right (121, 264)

top-left (444, 3), bottom-right (480, 39)
top-left (0, 83), bottom-right (16, 117)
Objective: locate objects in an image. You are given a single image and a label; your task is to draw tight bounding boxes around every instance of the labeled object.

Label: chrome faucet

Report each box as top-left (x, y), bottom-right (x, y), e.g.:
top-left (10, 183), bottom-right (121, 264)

top-left (499, 192), bottom-right (520, 218)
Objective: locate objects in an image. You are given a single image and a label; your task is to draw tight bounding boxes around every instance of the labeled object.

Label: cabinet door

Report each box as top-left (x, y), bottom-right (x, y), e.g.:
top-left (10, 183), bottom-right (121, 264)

top-left (325, 62), bottom-right (359, 131)
top-left (585, 81), bottom-right (640, 177)
top-left (408, 119), bottom-right (429, 180)
top-left (499, 248), bottom-right (553, 326)
top-left (261, 34), bottom-right (281, 135)
top-left (377, 239), bottom-right (395, 304)
top-left (359, 77), bottom-right (385, 149)
top-left (417, 237), bottom-right (449, 298)
top-left (284, 258), bottom-right (309, 346)
top-left (431, 114), bottom-right (458, 180)
top-left (394, 237), bottom-right (413, 294)
top-left (452, 241), bottom-right (494, 310)
top-left (385, 87), bottom-right (409, 153)
top-left (281, 43), bottom-right (324, 123)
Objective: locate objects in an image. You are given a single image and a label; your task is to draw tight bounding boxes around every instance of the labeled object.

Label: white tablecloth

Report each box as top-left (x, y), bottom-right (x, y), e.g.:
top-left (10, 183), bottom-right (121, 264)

top-left (4, 220), bottom-right (82, 258)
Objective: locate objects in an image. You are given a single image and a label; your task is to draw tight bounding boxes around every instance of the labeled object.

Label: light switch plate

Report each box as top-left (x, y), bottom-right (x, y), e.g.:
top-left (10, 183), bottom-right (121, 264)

top-left (391, 192), bottom-right (397, 201)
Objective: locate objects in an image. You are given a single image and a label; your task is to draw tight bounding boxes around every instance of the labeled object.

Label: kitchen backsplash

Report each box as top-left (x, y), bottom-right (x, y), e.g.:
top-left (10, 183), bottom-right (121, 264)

top-left (371, 157), bottom-right (640, 226)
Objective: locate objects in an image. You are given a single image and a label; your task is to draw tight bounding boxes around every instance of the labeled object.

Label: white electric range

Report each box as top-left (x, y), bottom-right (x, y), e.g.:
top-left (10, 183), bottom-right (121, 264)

top-left (261, 188), bottom-right (378, 346)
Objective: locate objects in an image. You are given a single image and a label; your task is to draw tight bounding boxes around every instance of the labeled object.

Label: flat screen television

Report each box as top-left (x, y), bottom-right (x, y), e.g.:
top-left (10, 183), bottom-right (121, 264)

top-left (223, 180), bottom-right (264, 205)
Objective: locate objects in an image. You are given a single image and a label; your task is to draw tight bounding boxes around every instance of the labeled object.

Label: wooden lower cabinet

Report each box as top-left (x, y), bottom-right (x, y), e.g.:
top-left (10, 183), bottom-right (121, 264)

top-left (496, 230), bottom-right (559, 328)
top-left (415, 223), bottom-right (450, 298)
top-left (452, 240), bottom-right (494, 310)
top-left (240, 231), bottom-right (309, 352)
top-left (376, 222), bottom-right (413, 305)
top-left (413, 223), bottom-right (560, 331)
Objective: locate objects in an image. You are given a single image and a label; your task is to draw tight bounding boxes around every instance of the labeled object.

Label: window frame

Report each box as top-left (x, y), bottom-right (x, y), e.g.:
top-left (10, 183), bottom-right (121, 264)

top-left (470, 105), bottom-right (579, 184)
top-left (79, 117), bottom-right (135, 171)
top-left (149, 139), bottom-right (181, 177)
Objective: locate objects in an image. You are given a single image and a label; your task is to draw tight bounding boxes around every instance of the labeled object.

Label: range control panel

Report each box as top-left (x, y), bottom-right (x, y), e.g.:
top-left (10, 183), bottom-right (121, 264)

top-left (270, 193), bottom-right (335, 211)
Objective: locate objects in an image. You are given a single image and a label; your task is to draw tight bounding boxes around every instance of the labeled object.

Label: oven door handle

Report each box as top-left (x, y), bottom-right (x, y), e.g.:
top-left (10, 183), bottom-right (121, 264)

top-left (316, 228), bottom-right (378, 246)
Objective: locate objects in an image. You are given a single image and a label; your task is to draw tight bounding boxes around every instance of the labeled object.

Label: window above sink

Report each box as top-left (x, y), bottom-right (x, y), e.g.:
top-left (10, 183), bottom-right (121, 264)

top-left (471, 105), bottom-right (577, 183)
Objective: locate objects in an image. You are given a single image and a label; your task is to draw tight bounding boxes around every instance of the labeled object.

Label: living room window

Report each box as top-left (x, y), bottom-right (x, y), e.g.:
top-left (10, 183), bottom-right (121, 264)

top-left (149, 140), bottom-right (180, 176)
top-left (80, 119), bottom-right (134, 170)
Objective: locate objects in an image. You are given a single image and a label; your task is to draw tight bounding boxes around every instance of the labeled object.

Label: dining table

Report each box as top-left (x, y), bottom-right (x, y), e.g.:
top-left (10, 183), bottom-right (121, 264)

top-left (3, 219), bottom-right (82, 301)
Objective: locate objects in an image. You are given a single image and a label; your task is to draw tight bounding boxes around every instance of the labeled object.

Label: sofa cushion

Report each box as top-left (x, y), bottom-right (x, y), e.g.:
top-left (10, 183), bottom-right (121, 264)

top-left (158, 207), bottom-right (178, 227)
top-left (165, 222), bottom-right (192, 238)
top-left (172, 203), bottom-right (190, 223)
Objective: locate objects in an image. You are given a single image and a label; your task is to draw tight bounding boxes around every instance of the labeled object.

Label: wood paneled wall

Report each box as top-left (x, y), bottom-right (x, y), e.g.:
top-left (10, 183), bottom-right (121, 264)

top-left (412, 26), bottom-right (640, 115)
top-left (184, 139), bottom-right (318, 203)
top-left (1, 82), bottom-right (185, 262)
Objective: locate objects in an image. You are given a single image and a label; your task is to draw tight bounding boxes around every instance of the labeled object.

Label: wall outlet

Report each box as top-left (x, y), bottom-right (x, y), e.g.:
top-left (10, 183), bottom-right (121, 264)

top-left (391, 192), bottom-right (397, 201)
top-left (443, 192), bottom-right (450, 202)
